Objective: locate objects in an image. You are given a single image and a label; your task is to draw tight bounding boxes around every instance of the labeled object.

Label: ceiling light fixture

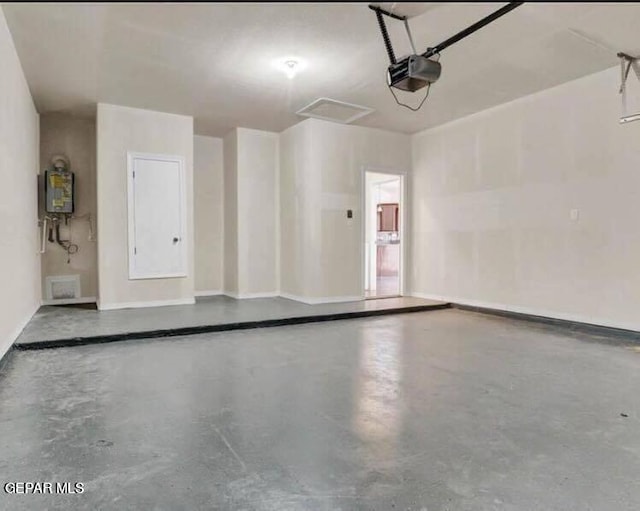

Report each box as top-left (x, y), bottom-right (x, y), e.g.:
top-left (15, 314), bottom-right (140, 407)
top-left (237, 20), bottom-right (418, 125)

top-left (274, 57), bottom-right (306, 79)
top-left (284, 60), bottom-right (298, 79)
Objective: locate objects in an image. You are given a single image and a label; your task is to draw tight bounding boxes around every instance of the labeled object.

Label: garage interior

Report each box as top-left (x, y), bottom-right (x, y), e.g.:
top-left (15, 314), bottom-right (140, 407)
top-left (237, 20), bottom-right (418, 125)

top-left (1, 2), bottom-right (640, 509)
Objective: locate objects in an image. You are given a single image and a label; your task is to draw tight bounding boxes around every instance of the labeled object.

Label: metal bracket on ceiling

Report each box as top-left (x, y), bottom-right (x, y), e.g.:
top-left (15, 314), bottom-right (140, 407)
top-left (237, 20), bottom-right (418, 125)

top-left (370, 5), bottom-right (417, 64)
top-left (370, 2), bottom-right (523, 112)
top-left (369, 3), bottom-right (524, 64)
top-left (618, 52), bottom-right (640, 124)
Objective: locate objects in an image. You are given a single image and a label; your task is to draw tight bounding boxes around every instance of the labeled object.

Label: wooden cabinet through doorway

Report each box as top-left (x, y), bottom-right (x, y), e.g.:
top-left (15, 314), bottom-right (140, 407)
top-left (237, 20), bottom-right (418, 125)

top-left (377, 203), bottom-right (399, 232)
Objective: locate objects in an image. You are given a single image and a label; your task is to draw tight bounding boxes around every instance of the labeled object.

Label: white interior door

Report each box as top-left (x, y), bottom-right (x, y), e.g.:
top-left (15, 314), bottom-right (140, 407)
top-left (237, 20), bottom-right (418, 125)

top-left (128, 152), bottom-right (187, 279)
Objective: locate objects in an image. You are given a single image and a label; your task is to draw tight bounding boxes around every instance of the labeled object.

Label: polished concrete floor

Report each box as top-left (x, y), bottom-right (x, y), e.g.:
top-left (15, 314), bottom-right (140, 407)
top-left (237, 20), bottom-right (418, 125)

top-left (2, 309), bottom-right (640, 510)
top-left (15, 295), bottom-right (445, 348)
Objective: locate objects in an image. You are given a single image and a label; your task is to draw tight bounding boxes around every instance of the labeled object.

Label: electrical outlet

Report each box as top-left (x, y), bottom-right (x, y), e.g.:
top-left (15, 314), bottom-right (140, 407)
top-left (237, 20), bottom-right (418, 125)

top-left (570, 209), bottom-right (579, 221)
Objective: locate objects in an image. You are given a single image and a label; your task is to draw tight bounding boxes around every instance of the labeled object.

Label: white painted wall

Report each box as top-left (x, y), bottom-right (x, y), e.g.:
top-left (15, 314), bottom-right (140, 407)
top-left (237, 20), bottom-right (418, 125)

top-left (222, 130), bottom-right (238, 295)
top-left (223, 128), bottom-right (279, 298)
top-left (311, 119), bottom-right (410, 300)
top-left (365, 173), bottom-right (379, 293)
top-left (40, 114), bottom-right (97, 301)
top-left (411, 66), bottom-right (640, 331)
top-left (279, 121), bottom-right (313, 299)
top-left (0, 7), bottom-right (40, 359)
top-left (378, 179), bottom-right (400, 203)
top-left (96, 103), bottom-right (194, 310)
top-left (237, 128), bottom-right (279, 297)
top-left (194, 135), bottom-right (223, 295)
top-left (279, 119), bottom-right (411, 303)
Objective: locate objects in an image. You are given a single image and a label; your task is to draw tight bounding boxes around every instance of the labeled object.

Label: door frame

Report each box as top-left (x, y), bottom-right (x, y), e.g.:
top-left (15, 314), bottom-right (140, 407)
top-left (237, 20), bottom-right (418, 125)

top-left (127, 151), bottom-right (187, 280)
top-left (360, 166), bottom-right (408, 299)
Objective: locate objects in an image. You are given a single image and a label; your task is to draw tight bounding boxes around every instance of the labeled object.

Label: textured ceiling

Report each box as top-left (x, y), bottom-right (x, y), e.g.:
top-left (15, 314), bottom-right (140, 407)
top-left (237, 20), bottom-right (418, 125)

top-left (3, 2), bottom-right (639, 137)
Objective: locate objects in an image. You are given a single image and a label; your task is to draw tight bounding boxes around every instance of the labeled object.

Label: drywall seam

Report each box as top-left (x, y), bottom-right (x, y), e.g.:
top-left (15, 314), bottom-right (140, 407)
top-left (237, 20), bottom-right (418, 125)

top-left (415, 65), bottom-right (619, 137)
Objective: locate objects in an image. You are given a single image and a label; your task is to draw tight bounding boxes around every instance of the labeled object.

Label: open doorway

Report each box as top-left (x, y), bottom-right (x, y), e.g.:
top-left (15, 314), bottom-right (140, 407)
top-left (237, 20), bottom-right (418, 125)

top-left (364, 171), bottom-right (403, 299)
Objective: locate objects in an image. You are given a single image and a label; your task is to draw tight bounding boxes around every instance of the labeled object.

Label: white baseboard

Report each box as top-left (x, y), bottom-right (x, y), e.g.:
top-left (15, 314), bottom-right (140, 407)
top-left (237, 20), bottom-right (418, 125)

top-left (410, 292), bottom-right (455, 303)
top-left (244, 292), bottom-right (279, 299)
top-left (223, 291), bottom-right (279, 300)
top-left (279, 293), bottom-right (364, 305)
top-left (1, 301), bottom-right (40, 363)
top-left (278, 293), bottom-right (306, 303)
top-left (42, 296), bottom-right (97, 306)
top-left (194, 290), bottom-right (223, 297)
top-left (98, 297), bottom-right (196, 311)
top-left (410, 292), bottom-right (640, 332)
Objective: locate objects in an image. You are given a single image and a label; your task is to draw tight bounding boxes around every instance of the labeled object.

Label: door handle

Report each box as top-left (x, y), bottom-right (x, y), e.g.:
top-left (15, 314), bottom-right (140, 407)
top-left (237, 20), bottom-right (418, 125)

top-left (173, 237), bottom-right (181, 244)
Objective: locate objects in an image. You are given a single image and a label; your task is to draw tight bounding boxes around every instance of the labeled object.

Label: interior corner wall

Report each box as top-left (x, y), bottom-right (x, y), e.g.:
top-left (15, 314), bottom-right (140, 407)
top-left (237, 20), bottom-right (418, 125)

top-left (0, 6), bottom-right (40, 359)
top-left (96, 103), bottom-right (194, 310)
top-left (279, 118), bottom-right (411, 303)
top-left (279, 121), bottom-right (313, 299)
top-left (236, 128), bottom-right (278, 296)
top-left (40, 114), bottom-right (97, 301)
top-left (223, 128), bottom-right (278, 298)
top-left (410, 66), bottom-right (640, 331)
top-left (194, 134), bottom-right (224, 295)
top-left (223, 129), bottom-right (238, 295)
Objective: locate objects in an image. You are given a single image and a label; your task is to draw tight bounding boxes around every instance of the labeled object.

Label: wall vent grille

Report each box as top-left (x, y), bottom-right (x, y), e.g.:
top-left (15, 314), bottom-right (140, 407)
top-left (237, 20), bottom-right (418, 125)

top-left (46, 275), bottom-right (81, 301)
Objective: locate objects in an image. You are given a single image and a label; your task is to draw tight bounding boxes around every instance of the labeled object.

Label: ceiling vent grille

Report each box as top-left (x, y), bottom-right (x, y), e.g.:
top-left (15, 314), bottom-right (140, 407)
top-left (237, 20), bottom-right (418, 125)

top-left (296, 98), bottom-right (374, 124)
